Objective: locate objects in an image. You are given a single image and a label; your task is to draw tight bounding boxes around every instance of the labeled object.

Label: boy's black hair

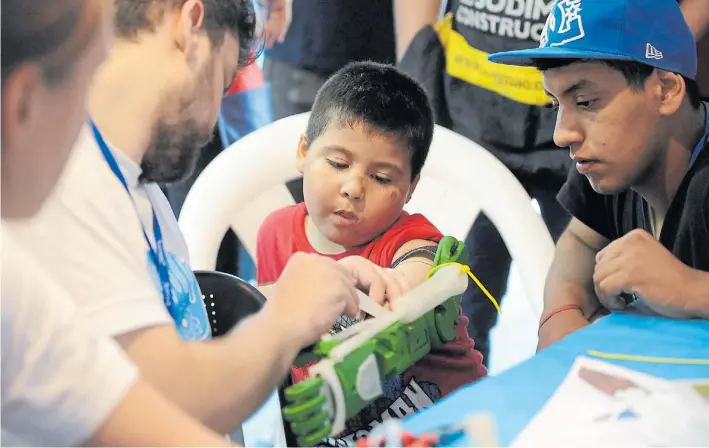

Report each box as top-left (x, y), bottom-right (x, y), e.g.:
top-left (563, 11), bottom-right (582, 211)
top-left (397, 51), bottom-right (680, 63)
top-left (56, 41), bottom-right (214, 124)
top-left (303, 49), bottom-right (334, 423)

top-left (533, 58), bottom-right (701, 110)
top-left (306, 61), bottom-right (434, 180)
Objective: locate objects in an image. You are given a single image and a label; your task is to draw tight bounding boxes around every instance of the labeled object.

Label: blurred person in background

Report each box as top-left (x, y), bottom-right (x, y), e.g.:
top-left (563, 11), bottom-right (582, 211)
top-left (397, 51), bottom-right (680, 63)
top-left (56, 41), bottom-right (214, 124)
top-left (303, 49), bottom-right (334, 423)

top-left (1, 0), bottom-right (239, 445)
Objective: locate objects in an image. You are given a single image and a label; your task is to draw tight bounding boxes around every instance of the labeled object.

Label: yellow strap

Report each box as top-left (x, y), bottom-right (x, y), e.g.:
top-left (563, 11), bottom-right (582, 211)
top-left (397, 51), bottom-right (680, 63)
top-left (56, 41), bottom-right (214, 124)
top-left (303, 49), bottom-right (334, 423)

top-left (432, 12), bottom-right (550, 106)
top-left (427, 262), bottom-right (502, 314)
top-left (588, 350), bottom-right (709, 365)
top-left (433, 12), bottom-right (454, 48)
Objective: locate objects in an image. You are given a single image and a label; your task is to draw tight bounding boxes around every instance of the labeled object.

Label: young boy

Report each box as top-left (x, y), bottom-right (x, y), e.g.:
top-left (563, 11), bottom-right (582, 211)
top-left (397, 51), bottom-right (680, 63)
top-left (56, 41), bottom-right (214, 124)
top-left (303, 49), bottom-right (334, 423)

top-left (257, 61), bottom-right (486, 446)
top-left (487, 0), bottom-right (709, 349)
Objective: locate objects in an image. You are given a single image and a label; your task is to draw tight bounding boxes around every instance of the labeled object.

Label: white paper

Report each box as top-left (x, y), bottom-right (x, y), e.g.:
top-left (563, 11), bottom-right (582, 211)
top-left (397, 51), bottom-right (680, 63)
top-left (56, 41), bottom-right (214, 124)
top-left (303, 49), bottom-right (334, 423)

top-left (511, 356), bottom-right (709, 448)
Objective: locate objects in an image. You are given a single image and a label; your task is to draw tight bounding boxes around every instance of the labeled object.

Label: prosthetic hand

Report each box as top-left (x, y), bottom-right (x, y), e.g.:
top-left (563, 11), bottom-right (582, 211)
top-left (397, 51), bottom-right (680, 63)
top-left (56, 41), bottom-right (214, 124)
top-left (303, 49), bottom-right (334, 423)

top-left (282, 237), bottom-right (469, 446)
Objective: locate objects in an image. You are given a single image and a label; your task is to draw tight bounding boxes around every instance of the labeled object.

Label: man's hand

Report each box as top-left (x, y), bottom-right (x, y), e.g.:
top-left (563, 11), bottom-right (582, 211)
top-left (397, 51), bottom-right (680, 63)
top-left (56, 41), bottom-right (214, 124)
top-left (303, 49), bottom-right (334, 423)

top-left (338, 256), bottom-right (409, 308)
top-left (262, 0), bottom-right (291, 48)
top-left (593, 229), bottom-right (696, 317)
top-left (264, 252), bottom-right (359, 348)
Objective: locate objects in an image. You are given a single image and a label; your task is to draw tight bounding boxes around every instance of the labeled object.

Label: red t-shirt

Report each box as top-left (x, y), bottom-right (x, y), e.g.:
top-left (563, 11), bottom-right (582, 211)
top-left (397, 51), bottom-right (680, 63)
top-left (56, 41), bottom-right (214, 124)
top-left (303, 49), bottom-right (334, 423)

top-left (256, 203), bottom-right (487, 446)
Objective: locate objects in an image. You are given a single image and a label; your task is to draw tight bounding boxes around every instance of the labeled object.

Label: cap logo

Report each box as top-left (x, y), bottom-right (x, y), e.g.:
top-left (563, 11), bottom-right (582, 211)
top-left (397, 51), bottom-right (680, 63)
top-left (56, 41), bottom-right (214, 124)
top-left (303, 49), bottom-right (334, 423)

top-left (540, 0), bottom-right (585, 48)
top-left (645, 43), bottom-right (664, 60)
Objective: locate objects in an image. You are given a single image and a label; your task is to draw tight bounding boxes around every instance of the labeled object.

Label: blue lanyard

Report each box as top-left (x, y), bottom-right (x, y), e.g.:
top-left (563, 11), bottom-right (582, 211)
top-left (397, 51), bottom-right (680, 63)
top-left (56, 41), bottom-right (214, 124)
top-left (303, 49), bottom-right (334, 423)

top-left (89, 121), bottom-right (178, 321)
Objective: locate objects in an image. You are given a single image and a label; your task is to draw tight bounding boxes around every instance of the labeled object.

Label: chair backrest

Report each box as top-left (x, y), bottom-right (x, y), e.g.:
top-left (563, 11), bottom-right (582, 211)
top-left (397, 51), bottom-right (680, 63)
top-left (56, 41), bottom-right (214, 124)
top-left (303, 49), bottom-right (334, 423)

top-left (195, 270), bottom-right (266, 336)
top-left (179, 113), bottom-right (554, 320)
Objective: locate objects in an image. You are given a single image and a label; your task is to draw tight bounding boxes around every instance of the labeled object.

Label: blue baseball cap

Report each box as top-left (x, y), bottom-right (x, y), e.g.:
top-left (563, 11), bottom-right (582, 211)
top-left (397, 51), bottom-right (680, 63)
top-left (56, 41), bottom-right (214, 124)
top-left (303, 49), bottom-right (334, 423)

top-left (488, 0), bottom-right (697, 80)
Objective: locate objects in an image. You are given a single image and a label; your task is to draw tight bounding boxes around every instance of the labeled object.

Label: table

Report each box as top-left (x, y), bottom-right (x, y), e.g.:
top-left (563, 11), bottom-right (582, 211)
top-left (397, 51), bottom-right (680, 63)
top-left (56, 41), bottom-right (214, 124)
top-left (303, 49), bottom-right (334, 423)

top-left (242, 313), bottom-right (709, 446)
top-left (401, 313), bottom-right (709, 446)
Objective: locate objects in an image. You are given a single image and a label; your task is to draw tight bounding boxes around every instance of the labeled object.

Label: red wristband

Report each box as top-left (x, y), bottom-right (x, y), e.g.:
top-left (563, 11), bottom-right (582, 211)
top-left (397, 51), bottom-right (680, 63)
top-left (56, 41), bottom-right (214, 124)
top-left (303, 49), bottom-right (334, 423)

top-left (538, 304), bottom-right (583, 332)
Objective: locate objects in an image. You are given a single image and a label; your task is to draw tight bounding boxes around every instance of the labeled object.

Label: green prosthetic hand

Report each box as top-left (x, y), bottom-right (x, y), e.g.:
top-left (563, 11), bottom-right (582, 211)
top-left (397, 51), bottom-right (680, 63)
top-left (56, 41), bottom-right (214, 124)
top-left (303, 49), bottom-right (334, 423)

top-left (282, 237), bottom-right (470, 446)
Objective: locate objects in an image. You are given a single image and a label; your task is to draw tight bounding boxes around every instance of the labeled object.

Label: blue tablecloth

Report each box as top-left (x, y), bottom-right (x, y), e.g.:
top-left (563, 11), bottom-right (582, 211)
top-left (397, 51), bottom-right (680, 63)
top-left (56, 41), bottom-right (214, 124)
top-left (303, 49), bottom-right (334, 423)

top-left (401, 313), bottom-right (709, 446)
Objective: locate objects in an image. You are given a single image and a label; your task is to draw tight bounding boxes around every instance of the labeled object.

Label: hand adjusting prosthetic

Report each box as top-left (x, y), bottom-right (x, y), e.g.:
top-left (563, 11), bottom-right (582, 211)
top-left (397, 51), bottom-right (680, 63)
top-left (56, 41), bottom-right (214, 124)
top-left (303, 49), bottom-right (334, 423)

top-left (282, 236), bottom-right (471, 446)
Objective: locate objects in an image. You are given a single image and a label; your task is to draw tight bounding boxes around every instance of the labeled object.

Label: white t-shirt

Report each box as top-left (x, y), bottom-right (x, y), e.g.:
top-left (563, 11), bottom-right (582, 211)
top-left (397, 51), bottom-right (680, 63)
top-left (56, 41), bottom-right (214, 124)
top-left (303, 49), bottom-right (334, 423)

top-left (6, 125), bottom-right (211, 341)
top-left (1, 232), bottom-right (138, 446)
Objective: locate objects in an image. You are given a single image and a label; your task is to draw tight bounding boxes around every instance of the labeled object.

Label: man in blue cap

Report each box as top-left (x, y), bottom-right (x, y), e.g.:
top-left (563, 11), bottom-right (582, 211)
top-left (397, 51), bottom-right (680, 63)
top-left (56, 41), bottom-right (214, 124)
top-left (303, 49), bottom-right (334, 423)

top-left (489, 0), bottom-right (709, 349)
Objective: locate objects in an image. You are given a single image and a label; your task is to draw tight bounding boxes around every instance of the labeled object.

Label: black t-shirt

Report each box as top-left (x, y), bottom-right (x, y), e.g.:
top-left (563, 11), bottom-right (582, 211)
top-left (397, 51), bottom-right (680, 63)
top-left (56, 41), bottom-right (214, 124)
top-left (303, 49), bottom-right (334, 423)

top-left (557, 123), bottom-right (709, 271)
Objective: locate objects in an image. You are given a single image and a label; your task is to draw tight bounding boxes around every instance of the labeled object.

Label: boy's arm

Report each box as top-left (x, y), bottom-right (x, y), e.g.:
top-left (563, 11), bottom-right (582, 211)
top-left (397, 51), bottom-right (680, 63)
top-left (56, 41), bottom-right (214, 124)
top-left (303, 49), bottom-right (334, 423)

top-left (538, 218), bottom-right (609, 350)
top-left (390, 239), bottom-right (438, 289)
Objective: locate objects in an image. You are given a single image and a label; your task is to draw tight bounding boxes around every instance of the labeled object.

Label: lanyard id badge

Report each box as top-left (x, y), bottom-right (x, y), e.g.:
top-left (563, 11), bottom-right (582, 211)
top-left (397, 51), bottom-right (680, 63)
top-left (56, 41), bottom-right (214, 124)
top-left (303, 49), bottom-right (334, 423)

top-left (89, 121), bottom-right (183, 322)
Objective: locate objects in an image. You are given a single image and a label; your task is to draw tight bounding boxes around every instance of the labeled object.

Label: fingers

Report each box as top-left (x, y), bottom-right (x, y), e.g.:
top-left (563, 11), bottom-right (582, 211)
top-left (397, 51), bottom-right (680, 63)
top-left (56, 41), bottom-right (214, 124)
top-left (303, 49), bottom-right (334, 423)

top-left (329, 261), bottom-right (360, 319)
top-left (366, 271), bottom-right (387, 306)
top-left (373, 270), bottom-right (407, 308)
top-left (341, 286), bottom-right (360, 319)
top-left (596, 240), bottom-right (622, 263)
top-left (595, 287), bottom-right (627, 311)
top-left (593, 249), bottom-right (629, 309)
top-left (592, 253), bottom-right (621, 289)
top-left (356, 266), bottom-right (407, 306)
top-left (594, 267), bottom-right (632, 310)
top-left (280, 0), bottom-right (292, 42)
top-left (597, 228), bottom-right (653, 263)
top-left (264, 25), bottom-right (277, 49)
top-left (262, 6), bottom-right (290, 49)
top-left (338, 256), bottom-right (410, 309)
top-left (278, 15), bottom-right (291, 43)
top-left (385, 269), bottom-right (409, 302)
top-left (265, 34), bottom-right (275, 49)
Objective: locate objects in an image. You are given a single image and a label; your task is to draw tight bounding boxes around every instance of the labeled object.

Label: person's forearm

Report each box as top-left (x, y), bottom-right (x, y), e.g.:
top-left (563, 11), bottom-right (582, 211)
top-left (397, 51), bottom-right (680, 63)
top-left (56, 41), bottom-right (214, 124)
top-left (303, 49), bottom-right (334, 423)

top-left (123, 310), bottom-right (301, 435)
top-left (681, 269), bottom-right (709, 319)
top-left (87, 379), bottom-right (236, 447)
top-left (537, 279), bottom-right (597, 351)
top-left (681, 0), bottom-right (709, 39)
top-left (538, 249), bottom-right (602, 351)
top-left (394, 0), bottom-right (442, 60)
top-left (538, 224), bottom-right (608, 350)
top-left (184, 311), bottom-right (300, 433)
top-left (543, 278), bottom-right (600, 319)
top-left (538, 221), bottom-right (610, 351)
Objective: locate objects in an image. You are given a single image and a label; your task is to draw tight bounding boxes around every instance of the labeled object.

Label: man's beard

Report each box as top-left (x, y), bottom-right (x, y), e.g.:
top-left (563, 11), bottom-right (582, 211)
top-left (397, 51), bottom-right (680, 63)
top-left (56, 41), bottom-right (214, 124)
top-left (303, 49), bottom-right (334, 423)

top-left (139, 61), bottom-right (216, 184)
top-left (139, 117), bottom-right (213, 184)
